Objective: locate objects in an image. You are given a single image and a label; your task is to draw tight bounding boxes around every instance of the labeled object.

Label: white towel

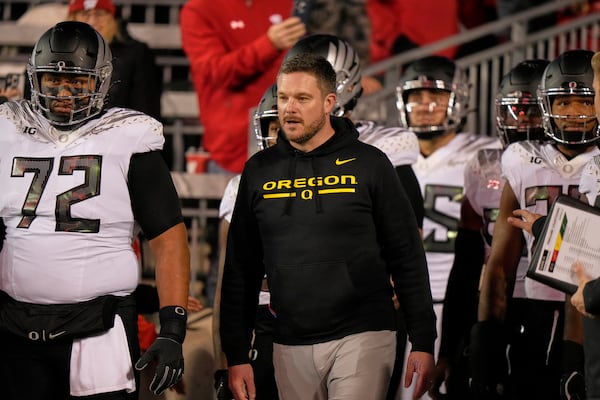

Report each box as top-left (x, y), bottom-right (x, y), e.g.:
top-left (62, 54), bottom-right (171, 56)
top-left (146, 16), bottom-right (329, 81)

top-left (70, 315), bottom-right (136, 396)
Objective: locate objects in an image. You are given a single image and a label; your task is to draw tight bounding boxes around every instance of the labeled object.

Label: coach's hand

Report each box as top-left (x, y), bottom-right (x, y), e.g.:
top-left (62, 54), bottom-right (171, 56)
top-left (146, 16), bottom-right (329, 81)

top-left (136, 306), bottom-right (187, 395)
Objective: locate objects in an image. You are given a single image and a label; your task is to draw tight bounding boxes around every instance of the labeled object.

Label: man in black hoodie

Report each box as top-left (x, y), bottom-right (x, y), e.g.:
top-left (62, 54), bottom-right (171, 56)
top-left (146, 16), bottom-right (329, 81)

top-left (219, 53), bottom-right (436, 400)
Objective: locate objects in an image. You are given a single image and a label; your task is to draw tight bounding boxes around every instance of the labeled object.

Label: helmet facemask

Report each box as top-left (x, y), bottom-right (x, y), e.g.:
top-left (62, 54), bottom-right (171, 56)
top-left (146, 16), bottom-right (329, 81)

top-left (28, 62), bottom-right (112, 127)
top-left (27, 21), bottom-right (113, 128)
top-left (495, 59), bottom-right (548, 148)
top-left (331, 63), bottom-right (362, 117)
top-left (398, 82), bottom-right (467, 139)
top-left (539, 91), bottom-right (598, 146)
top-left (496, 97), bottom-right (544, 147)
top-left (253, 84), bottom-right (279, 150)
top-left (537, 49), bottom-right (600, 147)
top-left (396, 57), bottom-right (469, 139)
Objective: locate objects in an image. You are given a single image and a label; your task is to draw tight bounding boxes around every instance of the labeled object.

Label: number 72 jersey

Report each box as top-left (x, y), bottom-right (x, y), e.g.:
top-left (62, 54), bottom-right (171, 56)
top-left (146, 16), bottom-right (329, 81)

top-left (0, 101), bottom-right (164, 304)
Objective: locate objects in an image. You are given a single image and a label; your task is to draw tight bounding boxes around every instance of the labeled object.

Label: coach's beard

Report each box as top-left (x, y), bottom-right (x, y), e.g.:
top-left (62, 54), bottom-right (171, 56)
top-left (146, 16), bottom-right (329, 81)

top-left (287, 112), bottom-right (327, 145)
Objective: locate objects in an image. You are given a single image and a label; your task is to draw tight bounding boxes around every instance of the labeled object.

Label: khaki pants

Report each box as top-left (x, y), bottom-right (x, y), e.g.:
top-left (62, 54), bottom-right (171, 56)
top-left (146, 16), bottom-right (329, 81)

top-left (273, 330), bottom-right (396, 400)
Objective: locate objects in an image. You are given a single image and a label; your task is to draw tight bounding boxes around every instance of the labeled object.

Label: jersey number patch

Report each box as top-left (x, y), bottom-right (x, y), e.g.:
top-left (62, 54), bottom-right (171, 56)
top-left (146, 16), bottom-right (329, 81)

top-left (423, 184), bottom-right (462, 253)
top-left (11, 156), bottom-right (102, 233)
top-left (524, 184), bottom-right (580, 210)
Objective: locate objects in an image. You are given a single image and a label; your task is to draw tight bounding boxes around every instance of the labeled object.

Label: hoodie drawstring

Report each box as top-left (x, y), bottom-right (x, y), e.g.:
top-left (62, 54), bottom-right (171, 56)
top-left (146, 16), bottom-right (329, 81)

top-left (282, 156), bottom-right (297, 216)
top-left (282, 153), bottom-right (323, 215)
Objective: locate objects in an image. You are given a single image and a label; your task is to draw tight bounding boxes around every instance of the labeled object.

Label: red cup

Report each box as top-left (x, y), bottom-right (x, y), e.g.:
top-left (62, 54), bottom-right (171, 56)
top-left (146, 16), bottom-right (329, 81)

top-left (185, 151), bottom-right (210, 173)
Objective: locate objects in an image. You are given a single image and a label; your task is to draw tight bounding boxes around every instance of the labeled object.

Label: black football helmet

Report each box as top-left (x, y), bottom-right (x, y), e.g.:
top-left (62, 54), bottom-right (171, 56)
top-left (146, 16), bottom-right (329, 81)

top-left (284, 34), bottom-right (362, 116)
top-left (253, 84), bottom-right (278, 150)
top-left (396, 56), bottom-right (469, 139)
top-left (27, 21), bottom-right (113, 127)
top-left (538, 49), bottom-right (599, 146)
top-left (495, 59), bottom-right (549, 147)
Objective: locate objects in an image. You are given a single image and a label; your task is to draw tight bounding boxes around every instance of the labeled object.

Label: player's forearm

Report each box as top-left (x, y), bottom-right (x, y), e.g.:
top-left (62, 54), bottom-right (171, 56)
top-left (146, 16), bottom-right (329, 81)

top-left (477, 262), bottom-right (509, 321)
top-left (151, 222), bottom-right (190, 307)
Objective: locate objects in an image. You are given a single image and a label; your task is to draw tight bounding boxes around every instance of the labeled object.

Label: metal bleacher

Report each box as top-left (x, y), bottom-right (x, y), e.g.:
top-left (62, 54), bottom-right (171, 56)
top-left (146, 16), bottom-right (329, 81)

top-left (3, 0), bottom-right (600, 157)
top-left (354, 0), bottom-right (600, 135)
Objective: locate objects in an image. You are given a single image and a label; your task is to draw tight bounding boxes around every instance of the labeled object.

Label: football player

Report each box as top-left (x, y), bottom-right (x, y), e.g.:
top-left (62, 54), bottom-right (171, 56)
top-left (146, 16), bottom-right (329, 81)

top-left (214, 83), bottom-right (281, 400)
top-left (0, 22), bottom-right (190, 399)
top-left (395, 55), bottom-right (500, 400)
top-left (430, 59), bottom-right (549, 399)
top-left (471, 49), bottom-right (600, 400)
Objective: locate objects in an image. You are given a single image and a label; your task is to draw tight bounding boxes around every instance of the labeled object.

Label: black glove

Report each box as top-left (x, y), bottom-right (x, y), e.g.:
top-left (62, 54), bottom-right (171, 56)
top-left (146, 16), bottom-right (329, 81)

top-left (214, 369), bottom-right (235, 400)
top-left (135, 306), bottom-right (187, 395)
top-left (468, 320), bottom-right (509, 399)
top-left (560, 340), bottom-right (586, 400)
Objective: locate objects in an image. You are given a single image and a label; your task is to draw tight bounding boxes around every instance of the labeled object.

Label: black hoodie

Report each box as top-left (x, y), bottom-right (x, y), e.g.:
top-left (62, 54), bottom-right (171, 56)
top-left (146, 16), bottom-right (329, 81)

top-left (220, 116), bottom-right (436, 366)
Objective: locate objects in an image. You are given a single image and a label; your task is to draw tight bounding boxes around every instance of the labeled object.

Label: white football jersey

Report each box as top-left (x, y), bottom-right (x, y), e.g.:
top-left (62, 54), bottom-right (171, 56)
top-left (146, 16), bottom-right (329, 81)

top-left (356, 121), bottom-right (419, 166)
top-left (502, 141), bottom-right (600, 301)
top-left (414, 133), bottom-right (501, 301)
top-left (579, 155), bottom-right (600, 207)
top-left (219, 174), bottom-right (241, 223)
top-left (0, 101), bottom-right (164, 304)
top-left (464, 148), bottom-right (528, 298)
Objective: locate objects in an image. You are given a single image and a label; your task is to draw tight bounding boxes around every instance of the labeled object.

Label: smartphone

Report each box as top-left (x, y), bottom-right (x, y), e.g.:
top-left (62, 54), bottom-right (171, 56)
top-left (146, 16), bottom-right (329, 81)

top-left (291, 0), bottom-right (313, 25)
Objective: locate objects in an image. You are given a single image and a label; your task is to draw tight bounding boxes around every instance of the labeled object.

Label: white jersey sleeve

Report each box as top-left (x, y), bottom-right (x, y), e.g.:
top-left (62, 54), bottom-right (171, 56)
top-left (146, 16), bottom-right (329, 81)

top-left (463, 148), bottom-right (503, 217)
top-left (464, 147), bottom-right (530, 297)
top-left (219, 174), bottom-right (241, 223)
top-left (501, 141), bottom-right (600, 301)
top-left (356, 121), bottom-right (419, 166)
top-left (0, 102), bottom-right (164, 304)
top-left (579, 155), bottom-right (600, 207)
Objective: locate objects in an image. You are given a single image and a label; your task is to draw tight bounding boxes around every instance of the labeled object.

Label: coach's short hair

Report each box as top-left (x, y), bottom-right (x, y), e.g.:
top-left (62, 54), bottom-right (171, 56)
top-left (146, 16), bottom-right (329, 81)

top-left (279, 53), bottom-right (336, 96)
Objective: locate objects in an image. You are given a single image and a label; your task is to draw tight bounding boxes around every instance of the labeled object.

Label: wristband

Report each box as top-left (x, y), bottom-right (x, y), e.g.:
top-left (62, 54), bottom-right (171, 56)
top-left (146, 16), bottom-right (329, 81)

top-left (158, 305), bottom-right (187, 343)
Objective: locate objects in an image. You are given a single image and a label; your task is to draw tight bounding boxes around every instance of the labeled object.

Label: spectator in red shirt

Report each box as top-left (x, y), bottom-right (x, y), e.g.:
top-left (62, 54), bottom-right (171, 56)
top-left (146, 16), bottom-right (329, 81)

top-left (367, 0), bottom-right (459, 63)
top-left (180, 0), bottom-right (306, 173)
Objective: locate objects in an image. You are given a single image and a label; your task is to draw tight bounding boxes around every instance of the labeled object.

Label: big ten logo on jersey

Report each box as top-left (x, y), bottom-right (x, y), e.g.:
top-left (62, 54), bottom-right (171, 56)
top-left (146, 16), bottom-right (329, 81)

top-left (530, 156), bottom-right (542, 164)
top-left (525, 184), bottom-right (580, 214)
top-left (22, 126), bottom-right (37, 135)
top-left (423, 184), bottom-right (462, 253)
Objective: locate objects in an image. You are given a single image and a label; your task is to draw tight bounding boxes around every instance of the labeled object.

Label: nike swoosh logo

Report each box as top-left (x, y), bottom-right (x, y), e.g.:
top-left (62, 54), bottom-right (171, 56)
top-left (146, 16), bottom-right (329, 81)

top-left (335, 157), bottom-right (356, 166)
top-left (48, 330), bottom-right (66, 340)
